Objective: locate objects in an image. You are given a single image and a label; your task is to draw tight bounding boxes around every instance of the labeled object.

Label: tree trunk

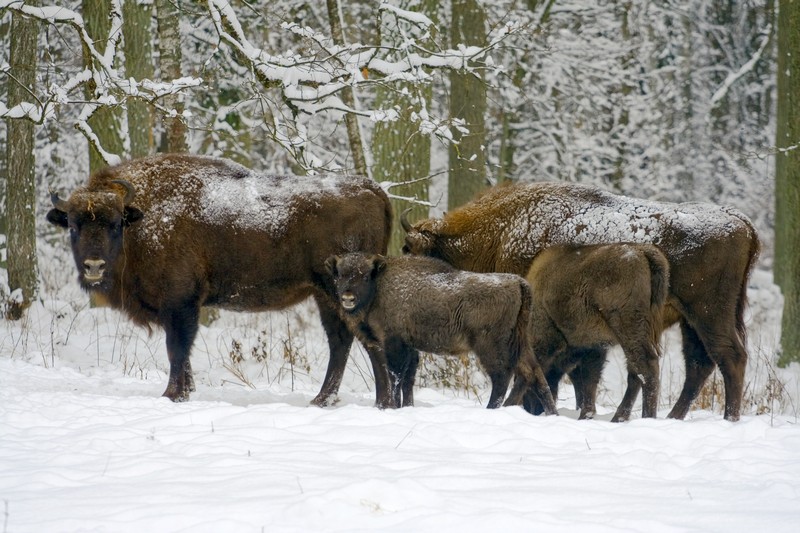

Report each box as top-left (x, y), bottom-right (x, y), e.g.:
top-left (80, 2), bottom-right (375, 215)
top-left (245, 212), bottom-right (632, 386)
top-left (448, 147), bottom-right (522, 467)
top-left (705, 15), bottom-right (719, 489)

top-left (372, 87), bottom-right (432, 254)
top-left (776, 0), bottom-right (800, 366)
top-left (5, 3), bottom-right (40, 320)
top-left (326, 0), bottom-right (369, 177)
top-left (447, 0), bottom-right (487, 210)
top-left (84, 0), bottom-right (125, 173)
top-left (156, 0), bottom-right (188, 153)
top-left (371, 0), bottom-right (435, 254)
top-left (123, 0), bottom-right (155, 158)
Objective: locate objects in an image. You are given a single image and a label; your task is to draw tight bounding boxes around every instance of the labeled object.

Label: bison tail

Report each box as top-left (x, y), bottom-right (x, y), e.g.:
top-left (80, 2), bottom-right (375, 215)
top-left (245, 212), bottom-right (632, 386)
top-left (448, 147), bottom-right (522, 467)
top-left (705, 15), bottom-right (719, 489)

top-left (731, 211), bottom-right (761, 347)
top-left (510, 278), bottom-right (535, 376)
top-left (643, 247), bottom-right (670, 312)
top-left (643, 247), bottom-right (670, 351)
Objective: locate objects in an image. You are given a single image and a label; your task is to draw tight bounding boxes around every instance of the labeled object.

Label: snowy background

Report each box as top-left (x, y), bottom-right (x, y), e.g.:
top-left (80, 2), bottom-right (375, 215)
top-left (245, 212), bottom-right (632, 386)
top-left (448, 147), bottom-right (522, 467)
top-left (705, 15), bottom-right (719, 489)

top-left (2, 1), bottom-right (799, 531)
top-left (1, 244), bottom-right (800, 532)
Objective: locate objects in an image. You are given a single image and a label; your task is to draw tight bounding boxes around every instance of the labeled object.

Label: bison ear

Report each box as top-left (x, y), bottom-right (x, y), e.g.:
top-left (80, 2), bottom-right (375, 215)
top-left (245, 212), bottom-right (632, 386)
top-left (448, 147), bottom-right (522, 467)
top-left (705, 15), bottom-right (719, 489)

top-left (46, 208), bottom-right (69, 228)
top-left (372, 255), bottom-right (387, 276)
top-left (324, 255), bottom-right (339, 276)
top-left (123, 206), bottom-right (143, 226)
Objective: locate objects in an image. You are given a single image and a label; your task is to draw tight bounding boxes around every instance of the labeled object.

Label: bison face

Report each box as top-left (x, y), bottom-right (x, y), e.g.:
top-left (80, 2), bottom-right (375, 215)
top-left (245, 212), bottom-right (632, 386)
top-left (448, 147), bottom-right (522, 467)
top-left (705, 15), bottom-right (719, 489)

top-left (399, 209), bottom-right (443, 258)
top-left (401, 229), bottom-right (438, 257)
top-left (325, 253), bottom-right (386, 313)
top-left (47, 183), bottom-right (143, 292)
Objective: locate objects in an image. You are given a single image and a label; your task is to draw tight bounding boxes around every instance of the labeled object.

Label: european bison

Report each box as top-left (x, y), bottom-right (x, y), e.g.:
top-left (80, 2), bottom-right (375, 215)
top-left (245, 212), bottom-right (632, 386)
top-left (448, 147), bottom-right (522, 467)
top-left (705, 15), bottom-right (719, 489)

top-left (325, 252), bottom-right (558, 414)
top-left (402, 182), bottom-right (760, 421)
top-left (47, 153), bottom-right (395, 406)
top-left (521, 243), bottom-right (670, 422)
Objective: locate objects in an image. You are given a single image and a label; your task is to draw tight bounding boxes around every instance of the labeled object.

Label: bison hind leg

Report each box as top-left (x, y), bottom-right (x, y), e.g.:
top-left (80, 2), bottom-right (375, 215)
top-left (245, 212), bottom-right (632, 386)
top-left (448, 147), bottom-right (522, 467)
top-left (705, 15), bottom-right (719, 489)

top-left (567, 347), bottom-right (606, 420)
top-left (668, 320), bottom-right (716, 420)
top-left (611, 373), bottom-right (642, 423)
top-left (614, 340), bottom-right (661, 421)
top-left (505, 355), bottom-right (557, 416)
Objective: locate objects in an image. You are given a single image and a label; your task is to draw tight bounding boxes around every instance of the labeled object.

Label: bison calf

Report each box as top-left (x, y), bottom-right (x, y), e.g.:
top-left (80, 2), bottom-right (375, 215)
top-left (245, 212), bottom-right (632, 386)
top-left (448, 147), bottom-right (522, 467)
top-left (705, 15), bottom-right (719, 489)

top-left (325, 253), bottom-right (557, 414)
top-left (523, 243), bottom-right (669, 422)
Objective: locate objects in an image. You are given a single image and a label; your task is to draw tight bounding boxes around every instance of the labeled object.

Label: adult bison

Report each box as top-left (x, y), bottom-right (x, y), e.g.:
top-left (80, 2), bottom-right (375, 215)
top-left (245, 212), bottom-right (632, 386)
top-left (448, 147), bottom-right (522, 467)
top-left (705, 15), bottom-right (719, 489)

top-left (325, 252), bottom-right (557, 414)
top-left (47, 153), bottom-right (394, 407)
top-left (402, 182), bottom-right (760, 421)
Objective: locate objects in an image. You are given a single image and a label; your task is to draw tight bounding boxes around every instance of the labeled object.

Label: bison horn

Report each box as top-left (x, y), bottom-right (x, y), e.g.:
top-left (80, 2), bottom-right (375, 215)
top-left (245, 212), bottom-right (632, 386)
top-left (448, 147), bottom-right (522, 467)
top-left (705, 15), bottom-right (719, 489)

top-left (400, 208), bottom-right (414, 233)
top-left (111, 179), bottom-right (136, 205)
top-left (49, 189), bottom-right (70, 212)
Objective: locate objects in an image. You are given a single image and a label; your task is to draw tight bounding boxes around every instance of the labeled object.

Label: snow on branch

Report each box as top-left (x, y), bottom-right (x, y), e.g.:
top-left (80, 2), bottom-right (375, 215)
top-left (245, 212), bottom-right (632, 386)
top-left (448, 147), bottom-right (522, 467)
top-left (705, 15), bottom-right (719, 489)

top-left (204, 0), bottom-right (521, 171)
top-left (0, 0), bottom-right (201, 162)
top-left (708, 24), bottom-right (773, 114)
top-left (205, 1), bottom-right (520, 113)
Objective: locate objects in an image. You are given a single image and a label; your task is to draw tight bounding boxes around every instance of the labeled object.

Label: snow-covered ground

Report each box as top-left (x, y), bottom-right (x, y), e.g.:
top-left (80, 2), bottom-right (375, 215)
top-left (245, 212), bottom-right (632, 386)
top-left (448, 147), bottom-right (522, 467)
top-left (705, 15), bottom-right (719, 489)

top-left (2, 263), bottom-right (800, 532)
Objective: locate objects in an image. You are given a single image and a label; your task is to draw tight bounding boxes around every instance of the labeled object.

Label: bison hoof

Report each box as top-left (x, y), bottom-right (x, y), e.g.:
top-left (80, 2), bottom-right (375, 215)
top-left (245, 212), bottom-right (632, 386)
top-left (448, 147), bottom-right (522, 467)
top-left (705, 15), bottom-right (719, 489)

top-left (375, 399), bottom-right (397, 409)
top-left (310, 394), bottom-right (339, 408)
top-left (578, 409), bottom-right (596, 420)
top-left (162, 388), bottom-right (191, 402)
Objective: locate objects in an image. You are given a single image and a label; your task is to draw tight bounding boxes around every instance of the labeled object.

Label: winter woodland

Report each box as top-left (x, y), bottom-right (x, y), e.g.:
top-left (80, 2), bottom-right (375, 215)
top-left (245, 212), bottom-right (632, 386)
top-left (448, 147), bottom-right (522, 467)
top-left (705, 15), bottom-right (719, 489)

top-left (1, 2), bottom-right (799, 531)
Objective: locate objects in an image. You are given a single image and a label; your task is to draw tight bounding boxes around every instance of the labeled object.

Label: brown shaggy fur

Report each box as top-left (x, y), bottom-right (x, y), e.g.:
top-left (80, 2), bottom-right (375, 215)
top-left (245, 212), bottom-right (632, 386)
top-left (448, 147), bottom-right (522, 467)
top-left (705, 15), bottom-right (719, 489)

top-left (520, 243), bottom-right (669, 422)
top-left (403, 181), bottom-right (760, 421)
top-left (47, 153), bottom-right (393, 406)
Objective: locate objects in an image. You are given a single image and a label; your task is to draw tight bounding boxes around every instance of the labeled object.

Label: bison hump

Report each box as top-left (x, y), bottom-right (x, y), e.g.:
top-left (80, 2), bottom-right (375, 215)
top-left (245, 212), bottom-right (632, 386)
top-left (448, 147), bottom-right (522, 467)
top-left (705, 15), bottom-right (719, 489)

top-left (129, 155), bottom-right (379, 245)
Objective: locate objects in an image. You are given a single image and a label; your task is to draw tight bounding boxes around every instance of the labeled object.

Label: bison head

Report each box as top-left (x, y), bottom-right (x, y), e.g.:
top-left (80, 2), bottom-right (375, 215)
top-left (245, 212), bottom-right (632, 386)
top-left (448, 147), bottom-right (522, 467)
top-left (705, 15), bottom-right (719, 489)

top-left (400, 208), bottom-right (442, 258)
top-left (325, 253), bottom-right (386, 313)
top-left (46, 180), bottom-right (143, 291)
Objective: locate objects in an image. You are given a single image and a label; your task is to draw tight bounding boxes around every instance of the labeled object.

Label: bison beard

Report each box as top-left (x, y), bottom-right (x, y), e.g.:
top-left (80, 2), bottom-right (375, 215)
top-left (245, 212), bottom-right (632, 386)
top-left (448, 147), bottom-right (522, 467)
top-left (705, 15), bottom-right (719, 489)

top-left (46, 153), bottom-right (393, 407)
top-left (402, 182), bottom-right (760, 421)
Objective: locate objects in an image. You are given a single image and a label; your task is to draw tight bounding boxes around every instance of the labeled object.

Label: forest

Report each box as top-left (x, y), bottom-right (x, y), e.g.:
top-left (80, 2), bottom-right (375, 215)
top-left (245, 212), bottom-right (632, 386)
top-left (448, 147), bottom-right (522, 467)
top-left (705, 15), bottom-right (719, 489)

top-left (2, 3), bottom-right (800, 530)
top-left (1, 1), bottom-right (798, 392)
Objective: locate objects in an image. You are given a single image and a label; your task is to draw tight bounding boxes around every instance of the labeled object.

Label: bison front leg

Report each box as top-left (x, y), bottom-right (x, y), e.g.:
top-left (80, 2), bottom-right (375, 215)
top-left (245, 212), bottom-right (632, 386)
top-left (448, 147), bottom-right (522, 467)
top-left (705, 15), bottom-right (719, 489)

top-left (311, 297), bottom-right (355, 407)
top-left (362, 341), bottom-right (395, 409)
top-left (386, 338), bottom-right (418, 407)
top-left (161, 305), bottom-right (200, 402)
top-left (312, 297), bottom-right (395, 409)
